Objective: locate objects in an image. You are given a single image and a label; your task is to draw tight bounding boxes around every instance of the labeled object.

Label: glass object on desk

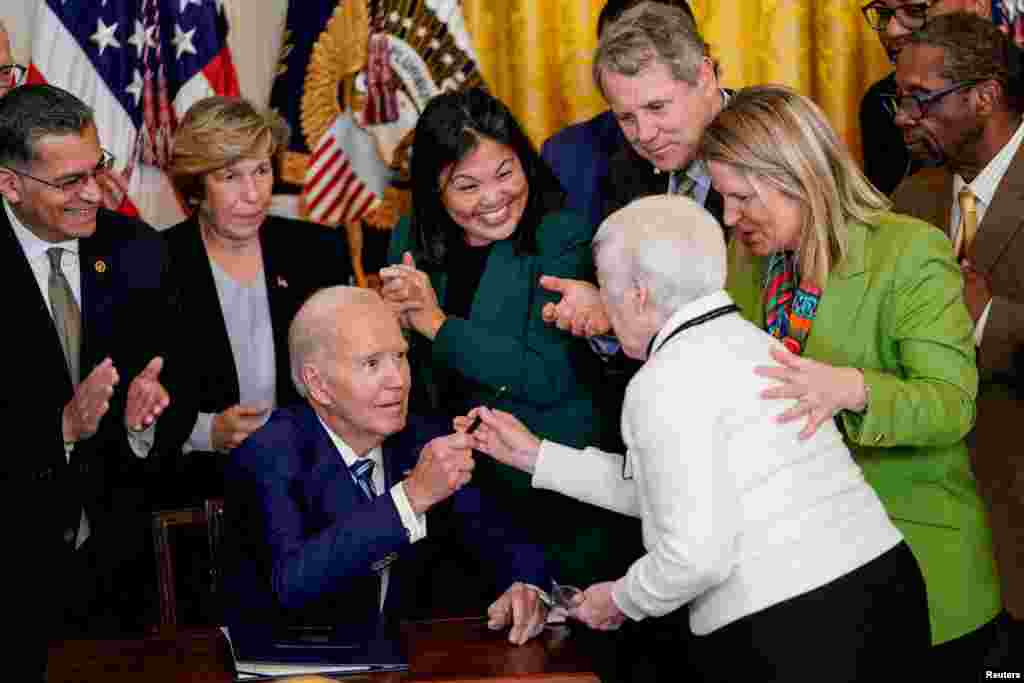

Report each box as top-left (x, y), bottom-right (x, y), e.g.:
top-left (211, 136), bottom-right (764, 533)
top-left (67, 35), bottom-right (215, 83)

top-left (551, 578), bottom-right (583, 611)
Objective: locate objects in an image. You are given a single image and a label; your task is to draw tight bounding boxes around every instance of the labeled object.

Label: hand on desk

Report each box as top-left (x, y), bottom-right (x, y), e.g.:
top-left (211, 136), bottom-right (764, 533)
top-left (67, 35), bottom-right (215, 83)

top-left (487, 581), bottom-right (547, 645)
top-left (539, 275), bottom-right (611, 338)
top-left (569, 581), bottom-right (626, 631)
top-left (455, 406), bottom-right (540, 474)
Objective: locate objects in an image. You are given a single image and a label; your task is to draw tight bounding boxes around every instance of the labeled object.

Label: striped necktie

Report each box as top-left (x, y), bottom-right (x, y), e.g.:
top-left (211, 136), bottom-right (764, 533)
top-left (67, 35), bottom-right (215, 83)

top-left (350, 458), bottom-right (377, 502)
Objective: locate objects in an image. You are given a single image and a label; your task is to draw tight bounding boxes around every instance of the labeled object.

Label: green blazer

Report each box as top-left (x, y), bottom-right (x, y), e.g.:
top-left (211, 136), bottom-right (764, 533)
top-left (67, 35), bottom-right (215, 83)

top-left (726, 212), bottom-right (999, 645)
top-left (389, 210), bottom-right (637, 584)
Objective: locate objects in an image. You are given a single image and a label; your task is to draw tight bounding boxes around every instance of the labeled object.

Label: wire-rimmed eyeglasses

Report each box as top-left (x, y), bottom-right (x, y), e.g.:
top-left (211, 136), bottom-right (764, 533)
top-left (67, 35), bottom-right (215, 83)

top-left (0, 63), bottom-right (27, 89)
top-left (881, 80), bottom-right (984, 120)
top-left (861, 1), bottom-right (932, 32)
top-left (3, 149), bottom-right (116, 195)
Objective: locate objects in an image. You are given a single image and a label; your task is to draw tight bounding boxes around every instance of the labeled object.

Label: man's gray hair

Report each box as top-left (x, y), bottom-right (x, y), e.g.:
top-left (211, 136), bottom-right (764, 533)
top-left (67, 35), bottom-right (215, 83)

top-left (593, 195), bottom-right (726, 319)
top-left (288, 286), bottom-right (384, 398)
top-left (593, 1), bottom-right (711, 98)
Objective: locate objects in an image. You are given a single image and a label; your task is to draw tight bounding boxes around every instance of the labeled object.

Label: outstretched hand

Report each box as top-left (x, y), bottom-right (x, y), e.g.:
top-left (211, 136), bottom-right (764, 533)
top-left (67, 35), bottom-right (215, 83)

top-left (539, 275), bottom-right (610, 338)
top-left (487, 582), bottom-right (547, 645)
top-left (568, 581), bottom-right (626, 631)
top-left (379, 252), bottom-right (447, 338)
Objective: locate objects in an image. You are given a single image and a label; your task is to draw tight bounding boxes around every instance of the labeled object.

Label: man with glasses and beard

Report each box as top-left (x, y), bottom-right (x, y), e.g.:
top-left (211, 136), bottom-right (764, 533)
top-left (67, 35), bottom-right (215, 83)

top-left (859, 0), bottom-right (989, 195)
top-left (890, 11), bottom-right (1023, 675)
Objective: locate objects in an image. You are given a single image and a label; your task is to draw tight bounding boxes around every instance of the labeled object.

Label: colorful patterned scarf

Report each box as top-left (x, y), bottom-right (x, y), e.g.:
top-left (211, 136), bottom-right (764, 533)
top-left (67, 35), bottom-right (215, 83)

top-left (763, 251), bottom-right (821, 355)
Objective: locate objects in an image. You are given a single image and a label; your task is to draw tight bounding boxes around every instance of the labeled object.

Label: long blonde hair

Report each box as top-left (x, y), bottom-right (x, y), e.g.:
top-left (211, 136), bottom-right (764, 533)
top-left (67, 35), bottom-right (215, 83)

top-left (699, 85), bottom-right (889, 286)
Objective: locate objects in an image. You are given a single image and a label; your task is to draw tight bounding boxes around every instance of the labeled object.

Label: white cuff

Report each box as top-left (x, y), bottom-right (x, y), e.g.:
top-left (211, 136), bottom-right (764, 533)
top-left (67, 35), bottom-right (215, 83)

top-left (392, 482), bottom-right (427, 542)
top-left (184, 412), bottom-right (216, 454)
top-left (974, 299), bottom-right (992, 346)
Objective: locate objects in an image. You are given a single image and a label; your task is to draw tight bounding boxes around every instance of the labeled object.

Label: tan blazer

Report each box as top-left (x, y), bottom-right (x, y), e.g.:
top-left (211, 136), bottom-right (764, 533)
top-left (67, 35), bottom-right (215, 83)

top-left (893, 159), bottom-right (1024, 620)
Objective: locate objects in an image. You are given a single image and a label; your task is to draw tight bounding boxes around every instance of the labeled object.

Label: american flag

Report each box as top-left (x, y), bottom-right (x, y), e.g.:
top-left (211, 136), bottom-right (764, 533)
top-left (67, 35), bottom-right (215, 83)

top-left (28, 0), bottom-right (239, 228)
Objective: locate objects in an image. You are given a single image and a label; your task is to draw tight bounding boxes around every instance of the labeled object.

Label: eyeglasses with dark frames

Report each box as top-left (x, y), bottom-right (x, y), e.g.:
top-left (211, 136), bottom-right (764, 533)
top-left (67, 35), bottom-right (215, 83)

top-left (0, 63), bottom-right (27, 89)
top-left (861, 1), bottom-right (932, 32)
top-left (882, 80), bottom-right (984, 120)
top-left (2, 149), bottom-right (116, 195)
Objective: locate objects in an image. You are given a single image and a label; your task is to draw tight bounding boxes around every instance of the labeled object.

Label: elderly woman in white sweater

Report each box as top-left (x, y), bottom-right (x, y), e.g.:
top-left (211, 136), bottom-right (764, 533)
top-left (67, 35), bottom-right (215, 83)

top-left (458, 195), bottom-right (930, 683)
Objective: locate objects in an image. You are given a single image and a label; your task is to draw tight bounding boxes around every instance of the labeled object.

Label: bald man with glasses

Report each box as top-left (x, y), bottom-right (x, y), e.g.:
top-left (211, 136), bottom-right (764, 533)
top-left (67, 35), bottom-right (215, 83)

top-left (859, 0), bottom-right (990, 195)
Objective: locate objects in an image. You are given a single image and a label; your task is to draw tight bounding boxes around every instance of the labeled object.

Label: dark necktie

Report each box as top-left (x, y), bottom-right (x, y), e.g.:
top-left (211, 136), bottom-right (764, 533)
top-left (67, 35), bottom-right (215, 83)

top-left (351, 458), bottom-right (378, 502)
top-left (47, 247), bottom-right (81, 384)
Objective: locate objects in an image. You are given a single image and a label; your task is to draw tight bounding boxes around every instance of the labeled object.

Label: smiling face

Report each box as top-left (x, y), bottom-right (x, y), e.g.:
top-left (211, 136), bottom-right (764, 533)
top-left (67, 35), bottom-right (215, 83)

top-left (0, 124), bottom-right (105, 243)
top-left (440, 135), bottom-right (529, 247)
top-left (894, 43), bottom-right (983, 169)
top-left (600, 58), bottom-right (717, 172)
top-left (314, 303), bottom-right (411, 456)
top-left (198, 155), bottom-right (274, 245)
top-left (708, 161), bottom-right (804, 257)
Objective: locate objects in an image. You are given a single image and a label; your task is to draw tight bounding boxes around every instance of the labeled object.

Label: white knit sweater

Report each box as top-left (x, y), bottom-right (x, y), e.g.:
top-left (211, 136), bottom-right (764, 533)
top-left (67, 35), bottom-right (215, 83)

top-left (532, 291), bottom-right (902, 635)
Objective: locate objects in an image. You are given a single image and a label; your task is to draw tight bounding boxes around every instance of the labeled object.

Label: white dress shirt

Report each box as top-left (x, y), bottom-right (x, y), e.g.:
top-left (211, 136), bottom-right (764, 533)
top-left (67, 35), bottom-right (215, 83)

top-left (950, 118), bottom-right (1024, 345)
top-left (316, 415), bottom-right (427, 610)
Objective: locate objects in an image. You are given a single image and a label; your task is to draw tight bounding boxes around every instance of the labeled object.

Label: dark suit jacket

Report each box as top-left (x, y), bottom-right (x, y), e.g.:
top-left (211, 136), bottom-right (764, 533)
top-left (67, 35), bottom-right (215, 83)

top-left (892, 159), bottom-right (1024, 619)
top-left (160, 214), bottom-right (351, 502)
top-left (1, 206), bottom-right (188, 671)
top-left (222, 405), bottom-right (549, 654)
top-left (541, 110), bottom-right (625, 231)
top-left (860, 73), bottom-right (923, 196)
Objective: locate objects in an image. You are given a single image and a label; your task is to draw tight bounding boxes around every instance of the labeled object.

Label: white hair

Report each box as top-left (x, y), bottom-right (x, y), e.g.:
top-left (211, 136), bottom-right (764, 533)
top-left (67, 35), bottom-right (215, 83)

top-left (593, 194), bottom-right (726, 321)
top-left (288, 286), bottom-right (384, 398)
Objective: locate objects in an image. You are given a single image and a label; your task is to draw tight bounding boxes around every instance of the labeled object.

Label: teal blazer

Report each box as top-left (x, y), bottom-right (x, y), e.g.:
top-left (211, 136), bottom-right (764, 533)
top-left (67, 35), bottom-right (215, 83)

top-left (389, 210), bottom-right (635, 584)
top-left (726, 212), bottom-right (999, 645)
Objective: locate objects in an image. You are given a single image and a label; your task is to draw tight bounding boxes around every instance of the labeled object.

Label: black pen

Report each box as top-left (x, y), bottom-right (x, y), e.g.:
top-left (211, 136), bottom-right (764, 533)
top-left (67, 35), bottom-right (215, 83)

top-left (466, 385), bottom-right (508, 434)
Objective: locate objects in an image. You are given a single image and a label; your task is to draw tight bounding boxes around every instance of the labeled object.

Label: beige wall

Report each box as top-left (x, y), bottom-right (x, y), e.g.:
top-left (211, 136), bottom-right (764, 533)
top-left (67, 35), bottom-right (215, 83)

top-left (0, 0), bottom-right (287, 107)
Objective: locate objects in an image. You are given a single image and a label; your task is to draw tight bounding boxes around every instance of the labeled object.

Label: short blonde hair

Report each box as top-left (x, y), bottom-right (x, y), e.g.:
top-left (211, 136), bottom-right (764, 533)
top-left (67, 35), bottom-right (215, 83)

top-left (169, 95), bottom-right (290, 202)
top-left (699, 85), bottom-right (889, 287)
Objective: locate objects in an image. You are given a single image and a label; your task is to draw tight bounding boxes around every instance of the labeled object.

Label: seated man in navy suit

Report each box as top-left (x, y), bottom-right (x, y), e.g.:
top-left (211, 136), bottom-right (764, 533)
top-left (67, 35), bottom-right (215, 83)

top-left (223, 286), bottom-right (550, 653)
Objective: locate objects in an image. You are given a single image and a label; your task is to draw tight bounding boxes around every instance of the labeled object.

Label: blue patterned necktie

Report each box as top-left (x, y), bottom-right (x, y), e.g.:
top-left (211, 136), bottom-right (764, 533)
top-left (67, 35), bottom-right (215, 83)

top-left (350, 458), bottom-right (378, 502)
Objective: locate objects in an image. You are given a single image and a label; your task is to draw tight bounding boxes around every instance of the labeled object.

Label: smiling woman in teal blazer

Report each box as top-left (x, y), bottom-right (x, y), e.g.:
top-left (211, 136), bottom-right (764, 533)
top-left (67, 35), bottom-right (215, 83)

top-left (701, 86), bottom-right (999, 654)
top-left (380, 88), bottom-right (637, 586)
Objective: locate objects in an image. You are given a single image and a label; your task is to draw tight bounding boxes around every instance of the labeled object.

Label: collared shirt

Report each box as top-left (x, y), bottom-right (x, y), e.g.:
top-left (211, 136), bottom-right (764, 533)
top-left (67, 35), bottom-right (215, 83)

top-left (950, 118), bottom-right (1024, 345)
top-left (316, 414), bottom-right (427, 610)
top-left (5, 198), bottom-right (154, 462)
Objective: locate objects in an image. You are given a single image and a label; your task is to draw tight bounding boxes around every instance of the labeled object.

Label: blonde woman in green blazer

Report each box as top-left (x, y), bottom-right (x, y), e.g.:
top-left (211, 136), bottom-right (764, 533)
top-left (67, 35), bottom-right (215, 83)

top-left (701, 86), bottom-right (1000, 666)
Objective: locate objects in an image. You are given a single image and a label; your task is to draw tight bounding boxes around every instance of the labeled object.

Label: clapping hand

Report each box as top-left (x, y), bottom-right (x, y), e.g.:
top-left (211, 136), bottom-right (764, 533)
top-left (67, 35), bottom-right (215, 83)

top-left (124, 356), bottom-right (170, 432)
top-left (755, 346), bottom-right (867, 439)
top-left (379, 252), bottom-right (447, 338)
top-left (63, 357), bottom-right (119, 443)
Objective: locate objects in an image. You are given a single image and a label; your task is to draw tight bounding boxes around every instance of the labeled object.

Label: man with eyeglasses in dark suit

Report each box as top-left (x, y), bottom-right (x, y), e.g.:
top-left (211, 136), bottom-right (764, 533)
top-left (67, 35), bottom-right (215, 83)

top-left (0, 84), bottom-right (192, 679)
top-left (859, 0), bottom-right (990, 195)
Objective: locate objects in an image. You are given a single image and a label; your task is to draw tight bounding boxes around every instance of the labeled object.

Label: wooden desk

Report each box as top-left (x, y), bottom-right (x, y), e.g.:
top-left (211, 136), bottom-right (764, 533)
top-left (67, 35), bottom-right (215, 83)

top-left (47, 617), bottom-right (599, 683)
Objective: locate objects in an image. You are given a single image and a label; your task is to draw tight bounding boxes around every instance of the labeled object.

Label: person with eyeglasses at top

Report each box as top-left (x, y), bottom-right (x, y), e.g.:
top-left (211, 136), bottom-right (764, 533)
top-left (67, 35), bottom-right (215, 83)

top-left (859, 1), bottom-right (990, 195)
top-left (889, 12), bottom-right (1024, 674)
top-left (0, 84), bottom-right (193, 679)
top-left (0, 20), bottom-right (26, 99)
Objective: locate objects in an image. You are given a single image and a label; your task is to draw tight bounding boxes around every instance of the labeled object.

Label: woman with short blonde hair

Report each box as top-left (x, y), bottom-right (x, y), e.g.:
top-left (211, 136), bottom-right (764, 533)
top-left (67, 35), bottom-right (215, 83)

top-left (159, 95), bottom-right (350, 505)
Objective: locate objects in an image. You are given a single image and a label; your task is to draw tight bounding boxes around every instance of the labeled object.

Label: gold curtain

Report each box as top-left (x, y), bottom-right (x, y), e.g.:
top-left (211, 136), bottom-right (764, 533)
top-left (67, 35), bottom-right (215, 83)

top-left (463, 0), bottom-right (893, 161)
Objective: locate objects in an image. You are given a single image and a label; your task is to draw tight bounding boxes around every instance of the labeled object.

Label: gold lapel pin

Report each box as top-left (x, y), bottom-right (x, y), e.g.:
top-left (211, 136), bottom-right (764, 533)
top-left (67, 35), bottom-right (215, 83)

top-left (94, 259), bottom-right (107, 274)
